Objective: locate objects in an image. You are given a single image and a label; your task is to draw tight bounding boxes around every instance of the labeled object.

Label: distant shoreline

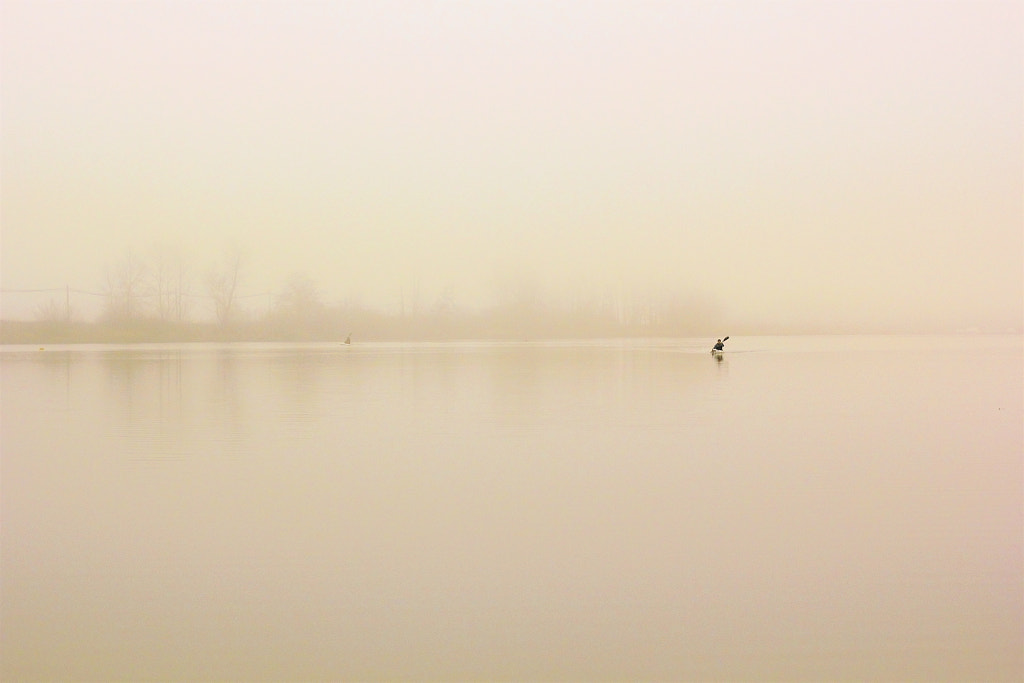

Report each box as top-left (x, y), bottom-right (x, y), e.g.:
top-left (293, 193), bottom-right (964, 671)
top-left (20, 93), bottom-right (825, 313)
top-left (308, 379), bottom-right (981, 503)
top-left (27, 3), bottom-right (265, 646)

top-left (2, 319), bottom-right (1016, 345)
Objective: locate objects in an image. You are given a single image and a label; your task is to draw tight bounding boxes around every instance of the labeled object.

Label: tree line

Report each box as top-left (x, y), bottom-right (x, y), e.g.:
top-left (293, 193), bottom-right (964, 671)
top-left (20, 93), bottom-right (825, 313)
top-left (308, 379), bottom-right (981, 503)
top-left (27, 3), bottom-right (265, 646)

top-left (100, 245), bottom-right (246, 325)
top-left (3, 245), bottom-right (723, 343)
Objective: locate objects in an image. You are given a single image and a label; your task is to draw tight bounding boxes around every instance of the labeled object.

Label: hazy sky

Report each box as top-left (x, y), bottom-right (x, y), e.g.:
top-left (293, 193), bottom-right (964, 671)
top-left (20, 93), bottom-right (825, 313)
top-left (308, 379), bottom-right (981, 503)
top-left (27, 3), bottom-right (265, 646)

top-left (2, 0), bottom-right (1021, 330)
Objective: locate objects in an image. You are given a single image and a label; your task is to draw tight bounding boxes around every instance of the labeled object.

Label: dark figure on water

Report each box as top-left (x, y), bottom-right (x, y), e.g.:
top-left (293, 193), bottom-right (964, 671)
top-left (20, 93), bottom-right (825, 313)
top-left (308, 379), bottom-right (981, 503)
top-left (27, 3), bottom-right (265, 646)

top-left (712, 337), bottom-right (728, 352)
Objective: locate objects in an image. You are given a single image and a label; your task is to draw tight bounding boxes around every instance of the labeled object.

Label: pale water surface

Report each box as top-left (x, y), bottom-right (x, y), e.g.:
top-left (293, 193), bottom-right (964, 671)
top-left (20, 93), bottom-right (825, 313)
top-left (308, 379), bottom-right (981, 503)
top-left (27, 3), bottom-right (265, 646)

top-left (2, 336), bottom-right (1021, 681)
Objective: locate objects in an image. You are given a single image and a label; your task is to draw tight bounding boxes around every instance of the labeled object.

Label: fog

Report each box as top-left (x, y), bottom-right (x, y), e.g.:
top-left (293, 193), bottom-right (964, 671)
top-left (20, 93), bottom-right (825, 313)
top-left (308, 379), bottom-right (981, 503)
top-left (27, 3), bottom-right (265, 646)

top-left (2, 1), bottom-right (1021, 334)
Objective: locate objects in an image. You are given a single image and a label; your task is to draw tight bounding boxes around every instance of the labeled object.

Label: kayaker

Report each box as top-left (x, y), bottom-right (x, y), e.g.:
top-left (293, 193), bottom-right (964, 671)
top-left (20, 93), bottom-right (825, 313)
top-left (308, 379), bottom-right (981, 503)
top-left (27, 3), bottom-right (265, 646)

top-left (712, 338), bottom-right (725, 352)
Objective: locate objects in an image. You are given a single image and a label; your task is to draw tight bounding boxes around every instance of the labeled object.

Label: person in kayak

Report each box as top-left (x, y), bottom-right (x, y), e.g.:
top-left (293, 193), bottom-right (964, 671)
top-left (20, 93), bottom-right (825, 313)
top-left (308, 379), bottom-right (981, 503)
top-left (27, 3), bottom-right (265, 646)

top-left (711, 337), bottom-right (727, 352)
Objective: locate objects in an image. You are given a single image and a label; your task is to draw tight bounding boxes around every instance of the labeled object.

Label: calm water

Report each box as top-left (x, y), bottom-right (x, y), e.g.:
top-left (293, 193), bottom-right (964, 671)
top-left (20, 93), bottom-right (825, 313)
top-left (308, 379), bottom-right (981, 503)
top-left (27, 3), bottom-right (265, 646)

top-left (2, 336), bottom-right (1021, 682)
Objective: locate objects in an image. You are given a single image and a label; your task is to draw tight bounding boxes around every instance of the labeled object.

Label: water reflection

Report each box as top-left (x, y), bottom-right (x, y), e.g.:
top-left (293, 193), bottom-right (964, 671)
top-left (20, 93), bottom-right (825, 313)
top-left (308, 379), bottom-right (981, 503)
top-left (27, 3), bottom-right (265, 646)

top-left (1, 339), bottom-right (1020, 681)
top-left (26, 348), bottom-right (75, 417)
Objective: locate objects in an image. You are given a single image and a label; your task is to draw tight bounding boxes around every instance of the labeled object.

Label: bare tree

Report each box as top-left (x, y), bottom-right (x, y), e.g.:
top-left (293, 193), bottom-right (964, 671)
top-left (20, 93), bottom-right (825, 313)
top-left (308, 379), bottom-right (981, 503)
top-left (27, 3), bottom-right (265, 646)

top-left (34, 297), bottom-right (69, 323)
top-left (206, 246), bottom-right (244, 324)
top-left (104, 248), bottom-right (148, 320)
top-left (150, 249), bottom-right (173, 322)
top-left (170, 251), bottom-right (193, 323)
top-left (275, 273), bottom-right (324, 322)
top-left (149, 247), bottom-right (193, 322)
